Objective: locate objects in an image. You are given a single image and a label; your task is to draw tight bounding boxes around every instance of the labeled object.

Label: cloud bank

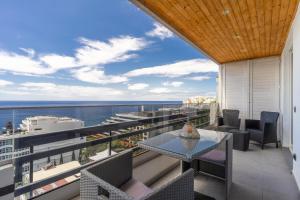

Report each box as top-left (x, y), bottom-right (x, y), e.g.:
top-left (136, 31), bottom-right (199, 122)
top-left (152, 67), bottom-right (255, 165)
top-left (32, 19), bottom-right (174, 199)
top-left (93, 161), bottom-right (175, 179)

top-left (125, 59), bottom-right (218, 78)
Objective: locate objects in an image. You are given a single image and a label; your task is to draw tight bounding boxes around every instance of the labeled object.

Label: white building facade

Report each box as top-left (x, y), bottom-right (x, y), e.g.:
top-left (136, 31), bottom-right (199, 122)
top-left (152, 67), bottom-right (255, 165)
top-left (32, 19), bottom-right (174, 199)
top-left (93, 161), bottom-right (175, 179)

top-left (0, 116), bottom-right (85, 173)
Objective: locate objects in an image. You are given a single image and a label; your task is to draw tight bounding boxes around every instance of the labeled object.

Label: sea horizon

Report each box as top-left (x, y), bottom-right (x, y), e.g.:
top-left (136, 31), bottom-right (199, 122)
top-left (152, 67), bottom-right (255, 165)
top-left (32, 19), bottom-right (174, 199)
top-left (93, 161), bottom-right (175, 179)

top-left (0, 100), bottom-right (182, 107)
top-left (0, 100), bottom-right (182, 130)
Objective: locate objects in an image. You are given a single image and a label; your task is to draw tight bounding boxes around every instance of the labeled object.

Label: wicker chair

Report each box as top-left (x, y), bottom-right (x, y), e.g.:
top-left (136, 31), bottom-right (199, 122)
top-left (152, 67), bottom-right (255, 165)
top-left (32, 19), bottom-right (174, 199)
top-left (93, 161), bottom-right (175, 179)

top-left (246, 111), bottom-right (280, 149)
top-left (217, 109), bottom-right (241, 132)
top-left (80, 150), bottom-right (194, 200)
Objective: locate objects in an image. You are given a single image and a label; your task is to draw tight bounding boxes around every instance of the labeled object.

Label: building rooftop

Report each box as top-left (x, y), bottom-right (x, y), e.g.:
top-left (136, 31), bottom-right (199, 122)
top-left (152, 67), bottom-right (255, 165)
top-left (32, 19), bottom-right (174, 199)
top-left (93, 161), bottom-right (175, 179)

top-left (33, 161), bottom-right (80, 182)
top-left (88, 149), bottom-right (117, 162)
top-left (23, 115), bottom-right (83, 122)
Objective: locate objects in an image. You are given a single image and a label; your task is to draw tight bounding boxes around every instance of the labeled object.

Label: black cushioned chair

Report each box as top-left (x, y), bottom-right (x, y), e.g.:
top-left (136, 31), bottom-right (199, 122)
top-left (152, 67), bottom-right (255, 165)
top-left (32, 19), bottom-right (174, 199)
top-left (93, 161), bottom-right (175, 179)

top-left (245, 111), bottom-right (280, 149)
top-left (217, 109), bottom-right (241, 132)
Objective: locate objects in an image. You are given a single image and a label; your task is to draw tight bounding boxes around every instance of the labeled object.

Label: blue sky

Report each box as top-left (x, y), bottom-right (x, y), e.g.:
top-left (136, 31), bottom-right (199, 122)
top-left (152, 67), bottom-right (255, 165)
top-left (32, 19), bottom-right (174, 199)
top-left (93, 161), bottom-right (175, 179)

top-left (0, 0), bottom-right (218, 101)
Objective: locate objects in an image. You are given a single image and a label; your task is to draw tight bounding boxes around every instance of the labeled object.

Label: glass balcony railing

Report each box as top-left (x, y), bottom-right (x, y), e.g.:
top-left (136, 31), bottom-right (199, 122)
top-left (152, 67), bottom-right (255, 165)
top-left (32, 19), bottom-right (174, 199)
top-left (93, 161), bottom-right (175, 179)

top-left (0, 103), bottom-right (212, 199)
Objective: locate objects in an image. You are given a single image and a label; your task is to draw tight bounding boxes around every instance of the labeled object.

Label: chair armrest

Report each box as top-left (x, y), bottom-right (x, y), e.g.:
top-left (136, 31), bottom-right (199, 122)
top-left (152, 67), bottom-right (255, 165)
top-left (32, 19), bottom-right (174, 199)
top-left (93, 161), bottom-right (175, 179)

top-left (85, 150), bottom-right (133, 187)
top-left (217, 117), bottom-right (224, 126)
top-left (144, 169), bottom-right (194, 200)
top-left (80, 170), bottom-right (133, 200)
top-left (262, 122), bottom-right (276, 139)
top-left (245, 119), bottom-right (260, 129)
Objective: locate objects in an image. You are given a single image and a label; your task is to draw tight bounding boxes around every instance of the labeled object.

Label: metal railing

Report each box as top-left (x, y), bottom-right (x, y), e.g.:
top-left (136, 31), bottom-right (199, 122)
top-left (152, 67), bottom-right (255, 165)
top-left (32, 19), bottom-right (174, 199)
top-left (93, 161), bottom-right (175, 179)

top-left (0, 103), bottom-right (211, 199)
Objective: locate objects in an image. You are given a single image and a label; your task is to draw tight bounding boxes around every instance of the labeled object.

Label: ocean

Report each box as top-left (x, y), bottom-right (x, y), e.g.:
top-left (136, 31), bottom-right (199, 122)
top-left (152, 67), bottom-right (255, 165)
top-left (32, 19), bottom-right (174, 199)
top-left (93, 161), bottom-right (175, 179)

top-left (0, 101), bottom-right (181, 130)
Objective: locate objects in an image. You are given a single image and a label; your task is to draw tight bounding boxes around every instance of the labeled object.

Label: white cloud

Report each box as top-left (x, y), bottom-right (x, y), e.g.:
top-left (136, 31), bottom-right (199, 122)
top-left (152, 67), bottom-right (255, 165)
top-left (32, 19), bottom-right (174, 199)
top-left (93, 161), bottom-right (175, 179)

top-left (16, 82), bottom-right (123, 100)
top-left (0, 50), bottom-right (54, 75)
top-left (0, 79), bottom-right (13, 87)
top-left (128, 83), bottom-right (149, 90)
top-left (20, 82), bottom-right (56, 90)
top-left (125, 59), bottom-right (218, 78)
top-left (146, 22), bottom-right (174, 40)
top-left (0, 80), bottom-right (215, 101)
top-left (39, 54), bottom-right (76, 70)
top-left (75, 36), bottom-right (149, 66)
top-left (163, 81), bottom-right (183, 87)
top-left (72, 67), bottom-right (128, 84)
top-left (0, 36), bottom-right (149, 77)
top-left (149, 87), bottom-right (170, 94)
top-left (19, 48), bottom-right (35, 57)
top-left (188, 76), bottom-right (211, 81)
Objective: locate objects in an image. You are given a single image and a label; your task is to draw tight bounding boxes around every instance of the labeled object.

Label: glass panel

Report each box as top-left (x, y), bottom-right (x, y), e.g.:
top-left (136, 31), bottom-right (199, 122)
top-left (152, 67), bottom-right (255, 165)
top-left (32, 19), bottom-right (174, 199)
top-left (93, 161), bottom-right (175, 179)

top-left (138, 130), bottom-right (227, 161)
top-left (0, 103), bottom-right (208, 199)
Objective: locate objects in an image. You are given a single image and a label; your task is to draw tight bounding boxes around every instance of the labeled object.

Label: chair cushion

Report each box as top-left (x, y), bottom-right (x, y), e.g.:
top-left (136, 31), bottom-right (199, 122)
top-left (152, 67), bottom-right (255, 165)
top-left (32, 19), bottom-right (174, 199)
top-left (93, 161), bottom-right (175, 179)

top-left (247, 128), bottom-right (263, 135)
top-left (120, 178), bottom-right (153, 200)
top-left (248, 128), bottom-right (263, 142)
top-left (133, 155), bottom-right (179, 186)
top-left (199, 150), bottom-right (226, 165)
top-left (217, 125), bottom-right (236, 132)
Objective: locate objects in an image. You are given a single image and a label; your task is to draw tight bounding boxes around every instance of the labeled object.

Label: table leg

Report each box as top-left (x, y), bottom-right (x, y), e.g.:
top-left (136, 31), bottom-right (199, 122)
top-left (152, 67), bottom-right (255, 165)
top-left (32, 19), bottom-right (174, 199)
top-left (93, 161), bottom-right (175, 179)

top-left (181, 160), bottom-right (192, 173)
top-left (181, 161), bottom-right (215, 200)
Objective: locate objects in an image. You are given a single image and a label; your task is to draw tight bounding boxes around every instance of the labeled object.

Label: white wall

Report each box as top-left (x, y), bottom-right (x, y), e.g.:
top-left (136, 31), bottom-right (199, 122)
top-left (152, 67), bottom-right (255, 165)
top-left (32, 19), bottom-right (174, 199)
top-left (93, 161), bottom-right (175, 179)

top-left (281, 18), bottom-right (294, 149)
top-left (219, 56), bottom-right (280, 130)
top-left (291, 4), bottom-right (300, 189)
top-left (251, 58), bottom-right (280, 119)
top-left (220, 60), bottom-right (250, 120)
top-left (280, 3), bottom-right (300, 188)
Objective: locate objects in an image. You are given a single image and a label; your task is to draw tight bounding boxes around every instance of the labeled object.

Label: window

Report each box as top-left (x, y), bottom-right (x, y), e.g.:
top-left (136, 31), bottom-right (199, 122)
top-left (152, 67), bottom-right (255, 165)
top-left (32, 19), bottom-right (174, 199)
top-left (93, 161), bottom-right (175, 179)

top-left (22, 165), bottom-right (29, 172)
top-left (0, 140), bottom-right (11, 146)
top-left (0, 140), bottom-right (12, 146)
top-left (0, 147), bottom-right (12, 154)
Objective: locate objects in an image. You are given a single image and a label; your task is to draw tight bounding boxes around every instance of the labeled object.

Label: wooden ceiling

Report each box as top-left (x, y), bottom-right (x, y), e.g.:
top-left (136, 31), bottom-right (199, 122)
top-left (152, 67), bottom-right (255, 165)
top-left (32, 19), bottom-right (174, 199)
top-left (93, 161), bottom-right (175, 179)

top-left (132, 0), bottom-right (299, 63)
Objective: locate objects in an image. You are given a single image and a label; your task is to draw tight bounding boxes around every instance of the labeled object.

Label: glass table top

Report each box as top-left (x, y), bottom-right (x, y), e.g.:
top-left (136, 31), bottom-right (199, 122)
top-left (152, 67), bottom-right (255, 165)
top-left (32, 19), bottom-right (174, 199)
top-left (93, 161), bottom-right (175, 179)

top-left (138, 129), bottom-right (228, 162)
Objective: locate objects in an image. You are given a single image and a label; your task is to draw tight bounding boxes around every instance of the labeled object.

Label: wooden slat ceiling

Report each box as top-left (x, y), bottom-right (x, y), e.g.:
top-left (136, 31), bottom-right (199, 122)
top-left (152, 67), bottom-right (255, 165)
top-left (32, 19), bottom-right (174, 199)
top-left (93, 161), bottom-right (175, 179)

top-left (133, 0), bottom-right (299, 63)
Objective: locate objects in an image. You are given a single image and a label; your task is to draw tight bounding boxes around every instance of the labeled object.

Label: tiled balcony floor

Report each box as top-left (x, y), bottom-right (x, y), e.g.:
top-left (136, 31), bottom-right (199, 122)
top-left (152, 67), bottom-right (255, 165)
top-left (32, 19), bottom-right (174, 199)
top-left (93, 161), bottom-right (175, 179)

top-left (151, 144), bottom-right (299, 200)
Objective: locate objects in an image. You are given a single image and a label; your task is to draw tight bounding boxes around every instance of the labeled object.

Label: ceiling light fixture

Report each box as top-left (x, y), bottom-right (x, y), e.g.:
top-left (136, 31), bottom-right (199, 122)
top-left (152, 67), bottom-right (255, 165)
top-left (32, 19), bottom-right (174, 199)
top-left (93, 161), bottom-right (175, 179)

top-left (223, 9), bottom-right (230, 15)
top-left (233, 34), bottom-right (241, 39)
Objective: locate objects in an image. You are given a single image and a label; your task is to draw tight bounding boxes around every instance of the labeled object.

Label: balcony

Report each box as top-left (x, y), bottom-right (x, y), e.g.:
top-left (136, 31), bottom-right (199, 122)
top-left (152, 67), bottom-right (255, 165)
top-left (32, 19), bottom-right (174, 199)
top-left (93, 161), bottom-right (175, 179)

top-left (0, 103), bottom-right (211, 199)
top-left (0, 0), bottom-right (300, 199)
top-left (0, 103), bottom-right (298, 200)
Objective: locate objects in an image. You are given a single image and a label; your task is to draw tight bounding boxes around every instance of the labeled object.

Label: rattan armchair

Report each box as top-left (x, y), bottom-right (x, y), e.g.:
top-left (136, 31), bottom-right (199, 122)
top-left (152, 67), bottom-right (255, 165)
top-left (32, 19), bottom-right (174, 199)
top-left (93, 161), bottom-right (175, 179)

top-left (246, 111), bottom-right (279, 149)
top-left (217, 109), bottom-right (241, 132)
top-left (80, 150), bottom-right (195, 200)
